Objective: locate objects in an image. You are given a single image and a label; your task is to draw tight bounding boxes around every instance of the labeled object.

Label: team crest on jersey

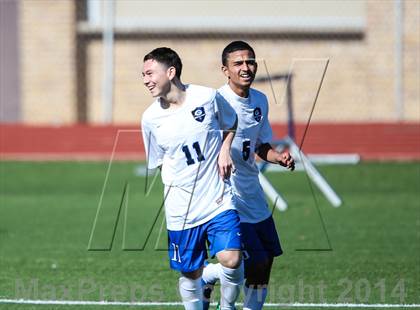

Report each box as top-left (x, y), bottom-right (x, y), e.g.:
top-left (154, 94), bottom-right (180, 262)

top-left (253, 107), bottom-right (262, 122)
top-left (191, 107), bottom-right (206, 122)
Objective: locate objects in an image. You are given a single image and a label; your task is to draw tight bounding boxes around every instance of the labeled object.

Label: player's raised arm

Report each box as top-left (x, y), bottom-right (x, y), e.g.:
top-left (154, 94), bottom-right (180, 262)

top-left (257, 143), bottom-right (295, 171)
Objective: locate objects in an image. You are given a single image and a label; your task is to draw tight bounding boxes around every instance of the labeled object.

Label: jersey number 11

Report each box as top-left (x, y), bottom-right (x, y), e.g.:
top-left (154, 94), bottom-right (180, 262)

top-left (182, 142), bottom-right (205, 165)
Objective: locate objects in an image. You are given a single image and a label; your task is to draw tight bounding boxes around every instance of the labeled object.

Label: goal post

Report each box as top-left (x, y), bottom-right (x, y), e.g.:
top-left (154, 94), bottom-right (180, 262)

top-left (256, 73), bottom-right (343, 210)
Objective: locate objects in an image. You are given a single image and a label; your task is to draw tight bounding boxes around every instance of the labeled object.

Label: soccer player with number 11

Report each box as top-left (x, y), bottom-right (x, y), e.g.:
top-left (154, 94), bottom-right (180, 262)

top-left (141, 47), bottom-right (244, 310)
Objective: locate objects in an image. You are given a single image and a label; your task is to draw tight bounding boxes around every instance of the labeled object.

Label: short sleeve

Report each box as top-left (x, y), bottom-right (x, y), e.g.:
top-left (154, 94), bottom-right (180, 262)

top-left (215, 92), bottom-right (237, 130)
top-left (141, 119), bottom-right (164, 169)
top-left (256, 102), bottom-right (273, 149)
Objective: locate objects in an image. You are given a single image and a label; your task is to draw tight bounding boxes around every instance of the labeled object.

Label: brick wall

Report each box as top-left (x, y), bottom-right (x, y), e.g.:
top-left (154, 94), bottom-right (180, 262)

top-left (19, 0), bottom-right (76, 124)
top-left (18, 0), bottom-right (419, 125)
top-left (404, 0), bottom-right (420, 121)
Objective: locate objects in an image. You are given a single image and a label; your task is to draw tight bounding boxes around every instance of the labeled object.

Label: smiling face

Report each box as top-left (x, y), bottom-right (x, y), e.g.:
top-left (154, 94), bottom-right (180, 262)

top-left (142, 59), bottom-right (173, 98)
top-left (222, 49), bottom-right (257, 96)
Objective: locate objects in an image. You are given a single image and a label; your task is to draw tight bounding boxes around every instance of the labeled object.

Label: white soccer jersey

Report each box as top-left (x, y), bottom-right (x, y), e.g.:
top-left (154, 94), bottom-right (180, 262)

top-left (217, 84), bottom-right (273, 223)
top-left (141, 84), bottom-right (237, 231)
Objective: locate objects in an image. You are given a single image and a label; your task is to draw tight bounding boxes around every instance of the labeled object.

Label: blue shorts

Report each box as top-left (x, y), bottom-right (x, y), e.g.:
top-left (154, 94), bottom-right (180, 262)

top-left (167, 209), bottom-right (242, 273)
top-left (240, 216), bottom-right (283, 268)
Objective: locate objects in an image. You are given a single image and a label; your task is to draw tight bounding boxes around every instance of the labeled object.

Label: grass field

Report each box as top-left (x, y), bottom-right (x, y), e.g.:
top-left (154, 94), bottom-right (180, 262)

top-left (0, 161), bottom-right (419, 310)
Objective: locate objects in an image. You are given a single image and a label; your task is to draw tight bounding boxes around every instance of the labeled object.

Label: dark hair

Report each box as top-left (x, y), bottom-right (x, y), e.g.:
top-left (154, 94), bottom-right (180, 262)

top-left (221, 41), bottom-right (256, 66)
top-left (143, 47), bottom-right (183, 79)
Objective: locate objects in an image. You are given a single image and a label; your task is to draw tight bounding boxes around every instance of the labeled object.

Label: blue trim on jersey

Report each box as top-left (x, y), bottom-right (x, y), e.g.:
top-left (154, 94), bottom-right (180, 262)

top-left (167, 210), bottom-right (242, 273)
top-left (240, 215), bottom-right (283, 267)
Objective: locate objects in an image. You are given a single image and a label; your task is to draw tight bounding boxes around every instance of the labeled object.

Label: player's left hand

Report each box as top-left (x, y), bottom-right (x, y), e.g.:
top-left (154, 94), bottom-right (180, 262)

top-left (218, 147), bottom-right (235, 179)
top-left (277, 151), bottom-right (295, 171)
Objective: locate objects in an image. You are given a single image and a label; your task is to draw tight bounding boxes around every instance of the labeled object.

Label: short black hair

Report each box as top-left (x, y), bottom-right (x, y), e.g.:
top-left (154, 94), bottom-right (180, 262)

top-left (143, 47), bottom-right (183, 79)
top-left (222, 41), bottom-right (256, 66)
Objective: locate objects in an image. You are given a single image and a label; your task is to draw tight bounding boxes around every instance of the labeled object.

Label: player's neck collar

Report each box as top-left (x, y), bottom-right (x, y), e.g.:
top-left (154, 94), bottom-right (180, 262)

top-left (226, 84), bottom-right (250, 103)
top-left (160, 83), bottom-right (187, 109)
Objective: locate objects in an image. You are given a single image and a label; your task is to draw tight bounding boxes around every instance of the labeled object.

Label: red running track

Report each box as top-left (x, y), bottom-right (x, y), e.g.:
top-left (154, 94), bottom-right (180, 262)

top-left (0, 123), bottom-right (419, 161)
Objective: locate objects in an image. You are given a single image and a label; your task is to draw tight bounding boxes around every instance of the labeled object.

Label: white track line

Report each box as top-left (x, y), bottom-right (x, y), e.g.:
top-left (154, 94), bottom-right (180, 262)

top-left (0, 299), bottom-right (419, 308)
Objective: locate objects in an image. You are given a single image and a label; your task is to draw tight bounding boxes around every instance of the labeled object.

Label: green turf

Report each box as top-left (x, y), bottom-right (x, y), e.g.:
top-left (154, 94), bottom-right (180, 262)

top-left (0, 161), bottom-right (419, 310)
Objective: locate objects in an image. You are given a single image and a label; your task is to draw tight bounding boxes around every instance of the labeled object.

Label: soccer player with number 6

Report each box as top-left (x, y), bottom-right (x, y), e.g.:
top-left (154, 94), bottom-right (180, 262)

top-left (202, 41), bottom-right (295, 310)
top-left (141, 47), bottom-right (244, 310)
